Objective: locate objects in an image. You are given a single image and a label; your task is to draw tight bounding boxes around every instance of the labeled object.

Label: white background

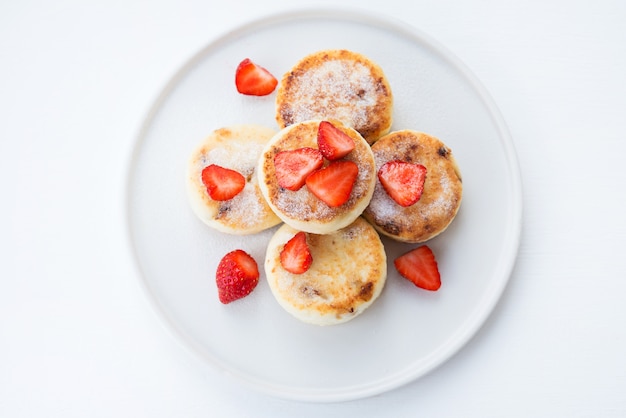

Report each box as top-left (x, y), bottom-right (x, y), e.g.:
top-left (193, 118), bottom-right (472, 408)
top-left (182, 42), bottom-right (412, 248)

top-left (2, 0), bottom-right (625, 417)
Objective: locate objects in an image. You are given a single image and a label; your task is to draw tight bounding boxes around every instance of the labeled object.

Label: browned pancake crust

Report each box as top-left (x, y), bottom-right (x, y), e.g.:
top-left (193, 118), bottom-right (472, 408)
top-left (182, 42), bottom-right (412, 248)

top-left (363, 130), bottom-right (463, 243)
top-left (258, 120), bottom-right (376, 234)
top-left (275, 49), bottom-right (393, 144)
top-left (265, 217), bottom-right (387, 325)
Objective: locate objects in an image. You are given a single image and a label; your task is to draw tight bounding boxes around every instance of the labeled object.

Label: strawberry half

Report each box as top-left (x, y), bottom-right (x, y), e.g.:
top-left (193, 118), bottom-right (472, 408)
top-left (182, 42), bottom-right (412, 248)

top-left (280, 231), bottom-right (313, 274)
top-left (215, 249), bottom-right (260, 304)
top-left (317, 121), bottom-right (355, 160)
top-left (201, 164), bottom-right (246, 201)
top-left (274, 147), bottom-right (324, 191)
top-left (235, 58), bottom-right (278, 96)
top-left (394, 245), bottom-right (441, 291)
top-left (305, 160), bottom-right (358, 207)
top-left (378, 160), bottom-right (427, 207)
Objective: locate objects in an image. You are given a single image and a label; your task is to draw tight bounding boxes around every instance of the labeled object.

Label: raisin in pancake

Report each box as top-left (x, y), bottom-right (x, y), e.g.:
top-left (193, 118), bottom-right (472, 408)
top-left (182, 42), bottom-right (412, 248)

top-left (257, 120), bottom-right (376, 235)
top-left (363, 130), bottom-right (463, 243)
top-left (265, 217), bottom-right (387, 326)
top-left (275, 49), bottom-right (393, 145)
top-left (186, 125), bottom-right (281, 234)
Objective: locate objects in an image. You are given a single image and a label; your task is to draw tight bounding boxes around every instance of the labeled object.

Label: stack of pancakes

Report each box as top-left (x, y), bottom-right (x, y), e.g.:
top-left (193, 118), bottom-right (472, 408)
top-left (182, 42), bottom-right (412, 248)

top-left (186, 49), bottom-right (462, 325)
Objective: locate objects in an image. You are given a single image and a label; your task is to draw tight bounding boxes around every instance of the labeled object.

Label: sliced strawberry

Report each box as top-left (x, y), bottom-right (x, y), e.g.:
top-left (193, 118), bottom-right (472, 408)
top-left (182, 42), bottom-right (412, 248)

top-left (305, 160), bottom-right (358, 207)
top-left (215, 249), bottom-right (260, 304)
top-left (317, 121), bottom-right (355, 160)
top-left (201, 164), bottom-right (246, 201)
top-left (274, 147), bottom-right (324, 191)
top-left (235, 58), bottom-right (278, 96)
top-left (378, 160), bottom-right (427, 207)
top-left (280, 231), bottom-right (313, 274)
top-left (394, 245), bottom-right (441, 291)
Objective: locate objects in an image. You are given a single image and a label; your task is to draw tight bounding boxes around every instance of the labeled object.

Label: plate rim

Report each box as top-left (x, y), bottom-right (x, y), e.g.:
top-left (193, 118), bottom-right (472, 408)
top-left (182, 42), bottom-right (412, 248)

top-left (124, 6), bottom-right (523, 403)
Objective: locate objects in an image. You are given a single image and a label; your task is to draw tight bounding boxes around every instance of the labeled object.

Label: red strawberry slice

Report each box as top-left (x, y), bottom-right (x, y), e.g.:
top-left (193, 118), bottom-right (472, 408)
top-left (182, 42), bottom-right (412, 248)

top-left (216, 249), bottom-right (260, 304)
top-left (274, 147), bottom-right (324, 191)
top-left (394, 245), bottom-right (441, 291)
top-left (235, 58), bottom-right (278, 96)
top-left (305, 160), bottom-right (358, 207)
top-left (378, 160), bottom-right (427, 207)
top-left (280, 231), bottom-right (313, 274)
top-left (201, 164), bottom-right (246, 201)
top-left (317, 121), bottom-right (355, 160)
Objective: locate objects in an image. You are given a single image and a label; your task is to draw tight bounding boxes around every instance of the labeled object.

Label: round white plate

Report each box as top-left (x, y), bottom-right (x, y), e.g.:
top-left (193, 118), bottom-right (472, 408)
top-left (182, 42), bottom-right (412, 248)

top-left (126, 8), bottom-right (522, 402)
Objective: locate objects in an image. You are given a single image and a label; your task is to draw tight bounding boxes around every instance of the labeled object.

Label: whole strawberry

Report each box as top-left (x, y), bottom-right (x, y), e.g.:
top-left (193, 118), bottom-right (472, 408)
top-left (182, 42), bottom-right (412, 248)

top-left (216, 249), bottom-right (260, 304)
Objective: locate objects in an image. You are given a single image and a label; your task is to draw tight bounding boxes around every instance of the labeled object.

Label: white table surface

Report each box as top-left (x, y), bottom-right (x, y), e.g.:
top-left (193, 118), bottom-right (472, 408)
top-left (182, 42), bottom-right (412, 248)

top-left (2, 0), bottom-right (625, 416)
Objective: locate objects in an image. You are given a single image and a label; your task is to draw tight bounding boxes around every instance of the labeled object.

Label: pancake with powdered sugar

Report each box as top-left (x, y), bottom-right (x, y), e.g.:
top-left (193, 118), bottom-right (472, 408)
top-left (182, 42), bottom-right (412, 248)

top-left (257, 120), bottom-right (376, 235)
top-left (275, 49), bottom-right (393, 145)
top-left (186, 125), bottom-right (282, 234)
top-left (363, 130), bottom-right (463, 243)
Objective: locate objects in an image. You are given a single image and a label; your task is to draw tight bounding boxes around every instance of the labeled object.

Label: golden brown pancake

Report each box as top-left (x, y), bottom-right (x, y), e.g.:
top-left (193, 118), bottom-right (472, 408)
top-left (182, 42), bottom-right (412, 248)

top-left (275, 49), bottom-right (393, 144)
top-left (257, 120), bottom-right (376, 234)
top-left (363, 130), bottom-right (463, 243)
top-left (265, 217), bottom-right (387, 326)
top-left (186, 125), bottom-right (281, 234)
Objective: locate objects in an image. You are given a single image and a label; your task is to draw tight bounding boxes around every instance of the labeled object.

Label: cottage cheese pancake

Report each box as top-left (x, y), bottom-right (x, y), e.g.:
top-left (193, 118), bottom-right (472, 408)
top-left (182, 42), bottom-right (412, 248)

top-left (363, 130), bottom-right (463, 243)
top-left (186, 125), bottom-right (281, 234)
top-left (265, 217), bottom-right (387, 326)
top-left (275, 49), bottom-right (393, 144)
top-left (258, 120), bottom-right (376, 235)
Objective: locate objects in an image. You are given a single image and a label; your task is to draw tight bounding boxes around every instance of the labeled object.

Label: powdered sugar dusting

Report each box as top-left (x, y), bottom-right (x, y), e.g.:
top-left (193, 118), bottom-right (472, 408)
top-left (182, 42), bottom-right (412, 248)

top-left (274, 187), bottom-right (335, 221)
top-left (203, 142), bottom-right (264, 176)
top-left (428, 174), bottom-right (454, 213)
top-left (288, 60), bottom-right (377, 130)
top-left (367, 183), bottom-right (400, 223)
top-left (193, 140), bottom-right (275, 229)
top-left (216, 183), bottom-right (266, 228)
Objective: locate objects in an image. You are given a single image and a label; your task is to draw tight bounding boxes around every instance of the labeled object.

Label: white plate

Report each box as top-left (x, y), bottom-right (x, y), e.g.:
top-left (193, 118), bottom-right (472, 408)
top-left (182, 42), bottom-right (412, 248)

top-left (126, 8), bottom-right (522, 402)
